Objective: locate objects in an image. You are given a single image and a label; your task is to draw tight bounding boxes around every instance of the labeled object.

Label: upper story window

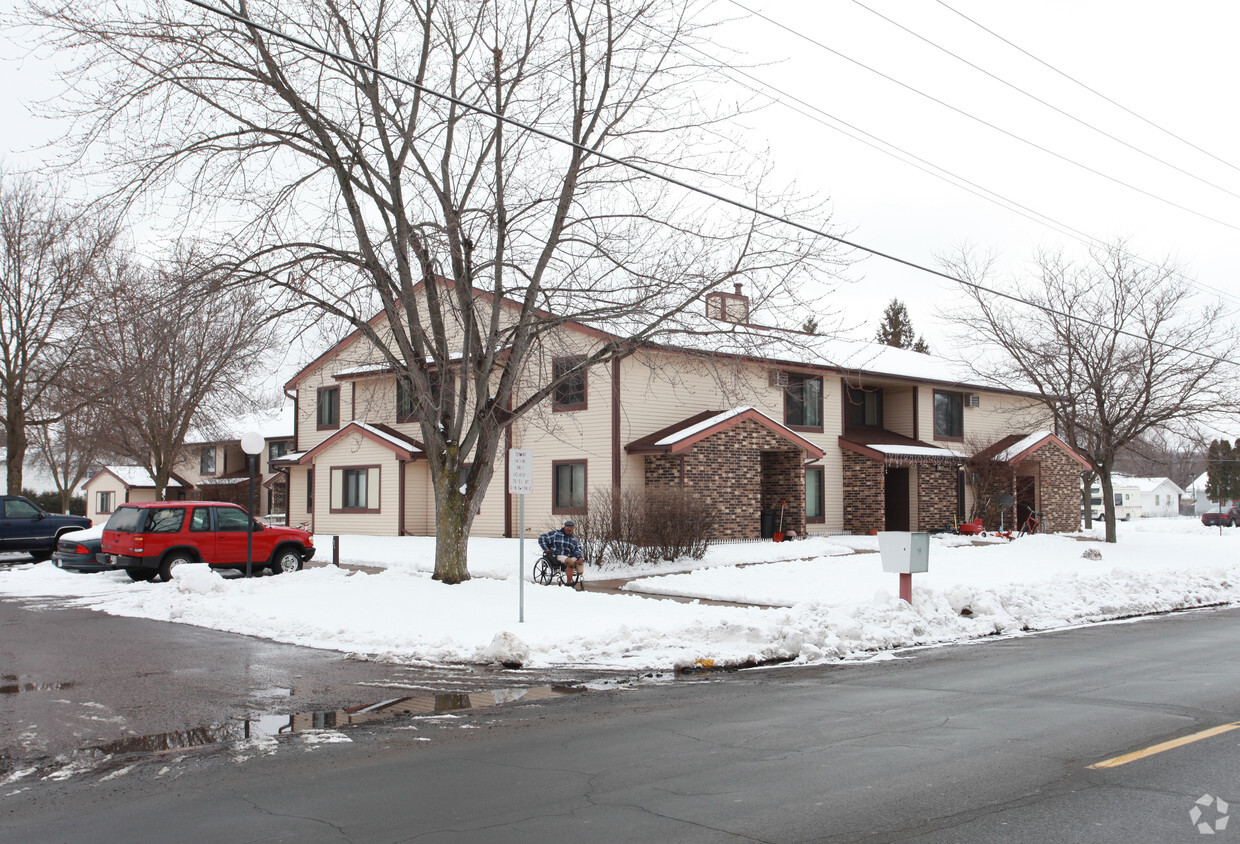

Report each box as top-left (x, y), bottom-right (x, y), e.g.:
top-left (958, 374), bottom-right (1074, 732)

top-left (200, 447), bottom-right (216, 475)
top-left (268, 440), bottom-right (291, 461)
top-left (317, 386), bottom-right (340, 429)
top-left (845, 386), bottom-right (882, 428)
top-left (552, 357), bottom-right (587, 412)
top-left (397, 371), bottom-right (449, 423)
top-left (933, 391), bottom-right (964, 440)
top-left (784, 374), bottom-right (823, 429)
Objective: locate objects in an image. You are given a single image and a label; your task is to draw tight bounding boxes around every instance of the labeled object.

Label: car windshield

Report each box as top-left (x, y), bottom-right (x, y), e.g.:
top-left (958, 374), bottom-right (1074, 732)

top-left (103, 506), bottom-right (146, 533)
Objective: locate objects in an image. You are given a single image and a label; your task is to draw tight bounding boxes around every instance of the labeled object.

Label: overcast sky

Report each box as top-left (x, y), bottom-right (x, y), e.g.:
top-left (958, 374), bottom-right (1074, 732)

top-left (4, 1), bottom-right (1239, 357)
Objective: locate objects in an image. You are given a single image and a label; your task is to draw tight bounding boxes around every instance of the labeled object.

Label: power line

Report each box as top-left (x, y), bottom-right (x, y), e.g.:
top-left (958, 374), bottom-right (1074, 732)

top-left (848, 0), bottom-right (1240, 205)
top-left (934, 0), bottom-right (1240, 178)
top-left (176, 0), bottom-right (1238, 368)
top-left (724, 0), bottom-right (1240, 236)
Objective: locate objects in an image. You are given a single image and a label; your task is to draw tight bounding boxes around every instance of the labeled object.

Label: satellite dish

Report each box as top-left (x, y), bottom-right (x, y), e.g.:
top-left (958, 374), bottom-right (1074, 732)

top-left (999, 493), bottom-right (1015, 508)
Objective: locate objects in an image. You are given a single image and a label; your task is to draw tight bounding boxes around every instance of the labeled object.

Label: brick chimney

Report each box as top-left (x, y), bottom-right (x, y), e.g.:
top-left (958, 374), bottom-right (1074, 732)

top-left (705, 283), bottom-right (750, 324)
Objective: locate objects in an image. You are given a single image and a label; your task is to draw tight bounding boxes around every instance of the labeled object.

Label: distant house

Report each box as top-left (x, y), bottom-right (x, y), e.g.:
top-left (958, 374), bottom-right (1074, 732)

top-left (82, 466), bottom-right (192, 524)
top-left (1118, 475), bottom-right (1185, 518)
top-left (1183, 471), bottom-right (1232, 515)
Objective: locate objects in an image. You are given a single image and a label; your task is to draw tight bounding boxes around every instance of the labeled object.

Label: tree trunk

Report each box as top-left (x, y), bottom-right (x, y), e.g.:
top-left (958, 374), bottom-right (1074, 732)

top-left (5, 403), bottom-right (26, 494)
top-left (432, 475), bottom-right (472, 584)
top-left (1098, 464), bottom-right (1118, 544)
top-left (1081, 471), bottom-right (1096, 530)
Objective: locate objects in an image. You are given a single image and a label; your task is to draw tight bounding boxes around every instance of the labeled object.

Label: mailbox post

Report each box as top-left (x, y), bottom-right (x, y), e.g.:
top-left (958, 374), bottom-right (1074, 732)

top-left (877, 531), bottom-right (929, 604)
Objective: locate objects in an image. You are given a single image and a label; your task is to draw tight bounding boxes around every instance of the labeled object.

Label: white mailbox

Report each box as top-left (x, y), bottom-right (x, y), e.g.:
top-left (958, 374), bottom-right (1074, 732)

top-left (877, 531), bottom-right (929, 574)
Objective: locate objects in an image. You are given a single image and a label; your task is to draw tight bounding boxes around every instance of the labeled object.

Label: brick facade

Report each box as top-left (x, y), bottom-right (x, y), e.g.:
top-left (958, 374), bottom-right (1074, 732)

top-left (1025, 442), bottom-right (1082, 533)
top-left (915, 463), bottom-right (958, 532)
top-left (842, 451), bottom-right (884, 534)
top-left (644, 419), bottom-right (805, 541)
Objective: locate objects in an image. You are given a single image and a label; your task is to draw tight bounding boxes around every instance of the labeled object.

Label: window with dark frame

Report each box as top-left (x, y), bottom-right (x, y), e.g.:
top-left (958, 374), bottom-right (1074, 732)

top-left (97, 491), bottom-right (115, 514)
top-left (306, 468), bottom-right (314, 513)
top-left (845, 386), bottom-right (883, 428)
top-left (933, 391), bottom-right (964, 439)
top-left (784, 374), bottom-right (823, 429)
top-left (552, 357), bottom-right (587, 411)
top-left (396, 371), bottom-right (449, 423)
top-left (342, 468), bottom-right (368, 509)
top-left (552, 461), bottom-right (586, 512)
top-left (317, 386), bottom-right (340, 429)
top-left (200, 447), bottom-right (216, 475)
top-left (268, 440), bottom-right (290, 461)
top-left (805, 467), bottom-right (824, 521)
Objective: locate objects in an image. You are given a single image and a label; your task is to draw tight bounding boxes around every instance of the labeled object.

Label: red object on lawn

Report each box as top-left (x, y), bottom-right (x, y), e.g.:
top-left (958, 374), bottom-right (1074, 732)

top-left (773, 499), bottom-right (786, 542)
top-left (958, 518), bottom-right (985, 536)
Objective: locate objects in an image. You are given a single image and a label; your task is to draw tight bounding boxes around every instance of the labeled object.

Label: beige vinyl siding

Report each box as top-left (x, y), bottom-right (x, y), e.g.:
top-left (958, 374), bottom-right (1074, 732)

top-left (85, 475), bottom-right (129, 524)
top-left (882, 386), bottom-right (915, 439)
top-left (311, 434), bottom-right (400, 536)
top-left (286, 466), bottom-right (312, 530)
top-left (920, 390), bottom-right (1051, 449)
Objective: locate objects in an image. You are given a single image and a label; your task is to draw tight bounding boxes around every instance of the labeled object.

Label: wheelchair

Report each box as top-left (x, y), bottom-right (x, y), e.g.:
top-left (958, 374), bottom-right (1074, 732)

top-left (532, 549), bottom-right (586, 591)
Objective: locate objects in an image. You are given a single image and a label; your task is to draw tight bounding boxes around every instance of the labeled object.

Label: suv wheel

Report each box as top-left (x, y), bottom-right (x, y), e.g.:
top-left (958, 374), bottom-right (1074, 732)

top-left (126, 568), bottom-right (156, 582)
top-left (269, 547), bottom-right (303, 575)
top-left (158, 552), bottom-right (195, 583)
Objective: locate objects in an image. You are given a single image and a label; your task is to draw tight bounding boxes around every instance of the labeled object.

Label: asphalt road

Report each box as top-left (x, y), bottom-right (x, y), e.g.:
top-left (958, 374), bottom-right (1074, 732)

top-left (4, 599), bottom-right (1240, 842)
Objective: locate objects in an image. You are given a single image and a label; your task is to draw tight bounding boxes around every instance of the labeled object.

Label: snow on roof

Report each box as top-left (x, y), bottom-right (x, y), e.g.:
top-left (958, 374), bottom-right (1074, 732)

top-left (101, 466), bottom-right (184, 488)
top-left (354, 422), bottom-right (422, 453)
top-left (870, 444), bottom-right (968, 459)
top-left (654, 407), bottom-right (750, 445)
top-left (1114, 475), bottom-right (1185, 495)
top-left (993, 431), bottom-right (1052, 462)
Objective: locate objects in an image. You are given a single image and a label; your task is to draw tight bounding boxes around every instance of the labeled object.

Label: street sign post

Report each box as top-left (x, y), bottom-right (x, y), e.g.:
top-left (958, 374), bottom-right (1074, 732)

top-left (508, 449), bottom-right (533, 621)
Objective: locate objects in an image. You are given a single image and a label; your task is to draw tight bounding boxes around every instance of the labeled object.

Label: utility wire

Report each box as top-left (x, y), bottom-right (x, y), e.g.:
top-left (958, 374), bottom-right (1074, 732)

top-left (849, 0), bottom-right (1240, 205)
top-left (178, 0), bottom-right (1238, 368)
top-left (724, 0), bottom-right (1240, 235)
top-left (934, 0), bottom-right (1240, 177)
top-left (660, 21), bottom-right (1240, 310)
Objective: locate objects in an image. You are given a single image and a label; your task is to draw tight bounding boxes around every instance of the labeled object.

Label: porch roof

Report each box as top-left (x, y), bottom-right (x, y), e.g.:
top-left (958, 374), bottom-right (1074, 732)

top-left (974, 431), bottom-right (1091, 469)
top-left (838, 431), bottom-right (967, 466)
top-left (626, 406), bottom-right (825, 458)
top-left (295, 421), bottom-right (425, 464)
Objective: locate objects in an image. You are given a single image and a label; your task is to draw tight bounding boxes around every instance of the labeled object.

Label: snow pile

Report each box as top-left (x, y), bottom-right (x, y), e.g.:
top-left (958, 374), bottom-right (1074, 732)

top-left (0, 518), bottom-right (1236, 670)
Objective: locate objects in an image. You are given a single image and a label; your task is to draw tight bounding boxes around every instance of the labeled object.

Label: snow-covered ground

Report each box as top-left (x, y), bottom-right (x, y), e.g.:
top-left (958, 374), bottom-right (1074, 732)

top-left (1, 518), bottom-right (1236, 671)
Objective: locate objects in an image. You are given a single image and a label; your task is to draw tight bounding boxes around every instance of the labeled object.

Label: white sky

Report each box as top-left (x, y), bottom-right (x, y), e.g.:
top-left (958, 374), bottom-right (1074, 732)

top-left (4, 1), bottom-right (1240, 353)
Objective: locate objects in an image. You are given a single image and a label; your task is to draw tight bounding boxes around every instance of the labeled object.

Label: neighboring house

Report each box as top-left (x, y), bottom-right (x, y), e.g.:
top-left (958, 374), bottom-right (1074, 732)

top-left (177, 434), bottom-right (295, 519)
top-left (1085, 479), bottom-right (1142, 521)
top-left (1184, 471), bottom-right (1230, 515)
top-left (274, 281), bottom-right (1088, 541)
top-left (82, 466), bottom-right (191, 524)
top-left (1115, 475), bottom-right (1185, 518)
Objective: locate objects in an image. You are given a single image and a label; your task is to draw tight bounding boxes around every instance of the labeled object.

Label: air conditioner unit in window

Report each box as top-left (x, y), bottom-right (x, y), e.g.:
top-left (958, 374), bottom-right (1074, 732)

top-left (966, 394), bottom-right (980, 407)
top-left (770, 370), bottom-right (789, 388)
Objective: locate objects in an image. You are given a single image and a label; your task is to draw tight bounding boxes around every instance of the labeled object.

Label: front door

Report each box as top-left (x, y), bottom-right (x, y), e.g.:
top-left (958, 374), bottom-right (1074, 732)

top-left (884, 467), bottom-right (910, 531)
top-left (1016, 476), bottom-right (1036, 528)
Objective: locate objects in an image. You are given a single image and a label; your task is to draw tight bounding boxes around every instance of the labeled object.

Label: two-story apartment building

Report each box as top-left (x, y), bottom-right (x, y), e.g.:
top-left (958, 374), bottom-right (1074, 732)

top-left (274, 282), bottom-right (1087, 541)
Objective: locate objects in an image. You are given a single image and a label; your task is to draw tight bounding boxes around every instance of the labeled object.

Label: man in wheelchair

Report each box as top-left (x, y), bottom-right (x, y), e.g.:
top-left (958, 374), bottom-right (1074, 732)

top-left (537, 519), bottom-right (586, 588)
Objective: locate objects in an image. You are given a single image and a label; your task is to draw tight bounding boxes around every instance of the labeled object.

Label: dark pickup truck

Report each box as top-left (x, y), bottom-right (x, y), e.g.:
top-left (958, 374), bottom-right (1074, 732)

top-left (0, 494), bottom-right (92, 561)
top-left (1201, 505), bottom-right (1240, 527)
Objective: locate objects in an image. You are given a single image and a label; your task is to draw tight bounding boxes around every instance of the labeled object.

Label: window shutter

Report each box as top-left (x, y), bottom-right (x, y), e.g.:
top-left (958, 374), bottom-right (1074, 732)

top-left (330, 469), bottom-right (343, 510)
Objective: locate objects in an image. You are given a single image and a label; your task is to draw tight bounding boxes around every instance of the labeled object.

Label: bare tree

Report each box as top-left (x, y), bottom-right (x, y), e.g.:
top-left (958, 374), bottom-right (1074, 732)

top-left (27, 384), bottom-right (110, 514)
top-left (30, 0), bottom-right (848, 582)
top-left (941, 242), bottom-right (1240, 542)
top-left (91, 255), bottom-right (279, 500)
top-left (0, 170), bottom-right (114, 493)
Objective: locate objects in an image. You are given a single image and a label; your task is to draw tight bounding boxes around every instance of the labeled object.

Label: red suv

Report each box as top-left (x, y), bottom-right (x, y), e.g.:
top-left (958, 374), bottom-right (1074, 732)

top-left (100, 501), bottom-right (315, 582)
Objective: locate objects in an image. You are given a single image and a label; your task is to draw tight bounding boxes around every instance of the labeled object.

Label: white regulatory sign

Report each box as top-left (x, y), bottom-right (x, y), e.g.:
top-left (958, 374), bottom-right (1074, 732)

top-left (508, 448), bottom-right (534, 494)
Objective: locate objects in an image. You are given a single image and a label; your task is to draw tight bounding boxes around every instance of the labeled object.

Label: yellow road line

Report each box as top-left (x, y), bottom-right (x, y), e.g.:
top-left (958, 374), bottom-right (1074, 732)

top-left (1088, 721), bottom-right (1240, 769)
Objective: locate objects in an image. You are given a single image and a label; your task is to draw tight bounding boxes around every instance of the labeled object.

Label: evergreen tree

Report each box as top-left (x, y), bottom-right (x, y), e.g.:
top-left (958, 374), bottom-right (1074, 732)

top-left (1206, 439), bottom-right (1240, 504)
top-left (875, 298), bottom-right (930, 353)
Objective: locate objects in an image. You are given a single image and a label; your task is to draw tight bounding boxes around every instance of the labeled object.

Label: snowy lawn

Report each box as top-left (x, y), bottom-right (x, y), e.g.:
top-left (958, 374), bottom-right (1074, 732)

top-left (1, 518), bottom-right (1237, 671)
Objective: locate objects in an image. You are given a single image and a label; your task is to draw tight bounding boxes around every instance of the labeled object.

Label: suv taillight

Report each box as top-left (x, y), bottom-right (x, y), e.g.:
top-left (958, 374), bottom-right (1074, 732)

top-left (132, 536), bottom-right (145, 553)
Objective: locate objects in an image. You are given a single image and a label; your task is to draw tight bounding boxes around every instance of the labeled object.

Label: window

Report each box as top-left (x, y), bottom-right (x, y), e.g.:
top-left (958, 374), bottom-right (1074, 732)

top-left (216, 507), bottom-right (253, 532)
top-left (147, 508), bottom-right (186, 533)
top-left (396, 371), bottom-right (449, 423)
top-left (4, 498), bottom-right (40, 519)
top-left (553, 460), bottom-right (586, 513)
top-left (97, 491), bottom-right (115, 514)
top-left (553, 357), bottom-right (587, 412)
top-left (806, 466), bottom-right (824, 522)
top-left (342, 468), bottom-right (368, 509)
top-left (1113, 493), bottom-right (1122, 506)
top-left (200, 447), bottom-right (216, 475)
top-left (1155, 494), bottom-right (1161, 505)
top-left (268, 440), bottom-right (290, 461)
top-left (785, 374), bottom-right (823, 429)
top-left (933, 391), bottom-right (964, 439)
top-left (306, 468), bottom-right (314, 512)
top-left (845, 386), bottom-right (882, 428)
top-left (317, 386), bottom-right (340, 429)
top-left (190, 507), bottom-right (211, 532)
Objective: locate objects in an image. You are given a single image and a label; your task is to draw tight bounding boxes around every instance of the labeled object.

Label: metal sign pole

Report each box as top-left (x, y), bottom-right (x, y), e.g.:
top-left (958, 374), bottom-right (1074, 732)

top-left (508, 448), bottom-right (533, 623)
top-left (519, 493), bottom-right (525, 622)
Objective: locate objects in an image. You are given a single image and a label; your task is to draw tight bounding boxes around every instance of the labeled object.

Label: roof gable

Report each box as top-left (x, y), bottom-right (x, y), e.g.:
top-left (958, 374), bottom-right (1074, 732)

top-left (297, 421), bottom-right (424, 464)
top-left (626, 407), bottom-right (824, 458)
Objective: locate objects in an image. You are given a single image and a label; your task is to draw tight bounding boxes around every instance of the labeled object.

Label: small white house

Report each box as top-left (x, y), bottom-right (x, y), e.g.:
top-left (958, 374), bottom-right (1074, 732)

top-left (82, 466), bottom-right (190, 525)
top-left (1087, 479), bottom-right (1142, 521)
top-left (1185, 471), bottom-right (1225, 515)
top-left (1119, 475), bottom-right (1185, 518)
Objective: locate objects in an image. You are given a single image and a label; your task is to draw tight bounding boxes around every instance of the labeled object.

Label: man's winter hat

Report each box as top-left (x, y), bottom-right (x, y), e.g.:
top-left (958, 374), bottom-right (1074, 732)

top-left (563, 519), bottom-right (575, 526)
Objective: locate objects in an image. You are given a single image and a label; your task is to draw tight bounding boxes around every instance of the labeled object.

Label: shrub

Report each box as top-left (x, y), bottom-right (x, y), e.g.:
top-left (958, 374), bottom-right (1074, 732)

top-left (575, 485), bottom-right (716, 567)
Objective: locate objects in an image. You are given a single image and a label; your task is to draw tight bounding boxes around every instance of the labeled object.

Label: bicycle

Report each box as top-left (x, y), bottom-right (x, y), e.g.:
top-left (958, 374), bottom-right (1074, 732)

top-left (1018, 511), bottom-right (1043, 536)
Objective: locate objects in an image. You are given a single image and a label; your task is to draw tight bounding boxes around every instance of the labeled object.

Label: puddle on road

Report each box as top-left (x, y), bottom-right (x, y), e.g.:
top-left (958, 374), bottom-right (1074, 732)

top-left (80, 685), bottom-right (582, 761)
